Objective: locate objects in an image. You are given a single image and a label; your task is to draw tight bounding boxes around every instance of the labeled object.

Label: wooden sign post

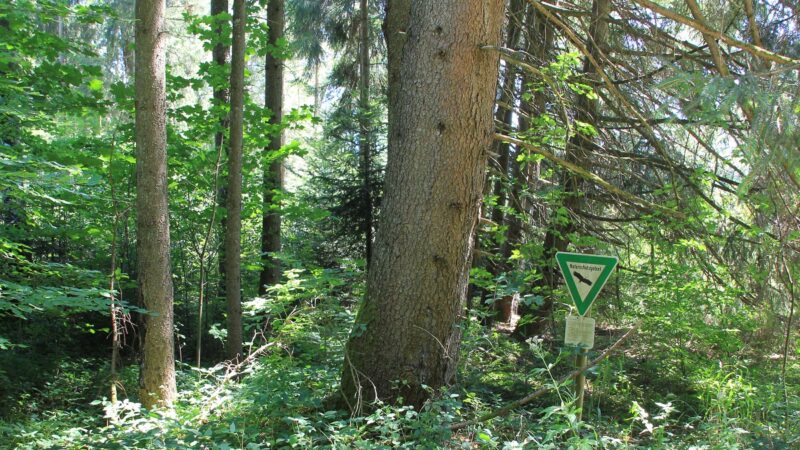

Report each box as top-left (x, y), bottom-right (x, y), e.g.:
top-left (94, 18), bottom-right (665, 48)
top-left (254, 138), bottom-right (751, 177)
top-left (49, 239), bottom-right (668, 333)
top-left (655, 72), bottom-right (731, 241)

top-left (555, 252), bottom-right (618, 421)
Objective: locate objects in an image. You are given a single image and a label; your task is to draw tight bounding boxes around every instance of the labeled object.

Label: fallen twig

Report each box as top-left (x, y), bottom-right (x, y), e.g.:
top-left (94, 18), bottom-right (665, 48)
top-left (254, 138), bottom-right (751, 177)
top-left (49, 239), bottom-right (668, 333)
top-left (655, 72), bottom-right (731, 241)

top-left (195, 342), bottom-right (278, 421)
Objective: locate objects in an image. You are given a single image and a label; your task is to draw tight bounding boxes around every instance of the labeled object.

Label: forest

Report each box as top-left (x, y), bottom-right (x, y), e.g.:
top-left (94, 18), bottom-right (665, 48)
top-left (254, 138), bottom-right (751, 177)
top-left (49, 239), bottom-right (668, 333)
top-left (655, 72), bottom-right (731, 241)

top-left (0, 0), bottom-right (798, 448)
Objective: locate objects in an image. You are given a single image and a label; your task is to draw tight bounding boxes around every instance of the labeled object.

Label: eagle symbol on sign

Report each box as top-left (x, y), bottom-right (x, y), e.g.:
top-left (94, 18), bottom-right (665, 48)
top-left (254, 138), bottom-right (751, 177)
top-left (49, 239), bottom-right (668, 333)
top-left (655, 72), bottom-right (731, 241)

top-left (573, 271), bottom-right (592, 286)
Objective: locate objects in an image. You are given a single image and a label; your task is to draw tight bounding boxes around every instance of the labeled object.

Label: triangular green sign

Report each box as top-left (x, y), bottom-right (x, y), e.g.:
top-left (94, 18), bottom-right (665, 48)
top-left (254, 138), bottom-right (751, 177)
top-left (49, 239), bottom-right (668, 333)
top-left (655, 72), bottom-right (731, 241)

top-left (555, 252), bottom-right (618, 316)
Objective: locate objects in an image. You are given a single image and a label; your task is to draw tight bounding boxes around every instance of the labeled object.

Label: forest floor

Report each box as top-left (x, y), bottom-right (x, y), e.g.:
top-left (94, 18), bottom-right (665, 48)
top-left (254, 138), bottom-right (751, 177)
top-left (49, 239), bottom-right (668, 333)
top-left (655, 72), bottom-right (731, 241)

top-left (1, 294), bottom-right (798, 449)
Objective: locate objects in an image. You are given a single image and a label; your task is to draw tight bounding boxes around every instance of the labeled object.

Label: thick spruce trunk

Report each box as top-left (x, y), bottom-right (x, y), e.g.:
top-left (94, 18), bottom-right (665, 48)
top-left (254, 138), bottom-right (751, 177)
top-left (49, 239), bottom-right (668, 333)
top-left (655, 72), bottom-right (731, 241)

top-left (258, 0), bottom-right (284, 294)
top-left (135, 0), bottom-right (176, 408)
top-left (224, 0), bottom-right (246, 361)
top-left (339, 0), bottom-right (504, 412)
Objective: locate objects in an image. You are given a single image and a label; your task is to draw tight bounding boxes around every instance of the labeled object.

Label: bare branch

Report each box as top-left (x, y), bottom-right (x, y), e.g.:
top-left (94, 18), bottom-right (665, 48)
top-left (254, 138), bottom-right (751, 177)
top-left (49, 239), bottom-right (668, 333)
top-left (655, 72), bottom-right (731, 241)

top-left (495, 133), bottom-right (686, 220)
top-left (631, 0), bottom-right (799, 65)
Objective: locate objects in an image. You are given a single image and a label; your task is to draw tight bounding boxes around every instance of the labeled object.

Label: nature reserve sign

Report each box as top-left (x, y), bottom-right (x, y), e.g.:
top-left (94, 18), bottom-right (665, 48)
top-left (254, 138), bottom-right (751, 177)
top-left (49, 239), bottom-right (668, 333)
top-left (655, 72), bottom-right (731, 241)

top-left (555, 252), bottom-right (618, 316)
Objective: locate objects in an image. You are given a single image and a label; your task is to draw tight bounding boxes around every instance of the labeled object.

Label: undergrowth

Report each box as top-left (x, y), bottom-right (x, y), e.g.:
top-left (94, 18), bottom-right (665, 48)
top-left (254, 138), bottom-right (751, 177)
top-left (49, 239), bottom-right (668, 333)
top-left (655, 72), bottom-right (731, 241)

top-left (2, 270), bottom-right (798, 449)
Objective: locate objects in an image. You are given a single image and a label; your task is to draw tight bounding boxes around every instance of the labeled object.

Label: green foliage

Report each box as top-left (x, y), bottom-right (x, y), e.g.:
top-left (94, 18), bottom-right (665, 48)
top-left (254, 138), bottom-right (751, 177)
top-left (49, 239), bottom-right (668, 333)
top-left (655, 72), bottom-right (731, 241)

top-left (1, 1), bottom-right (799, 449)
top-left (3, 277), bottom-right (800, 448)
top-left (297, 106), bottom-right (385, 264)
top-left (0, 0), bottom-right (133, 344)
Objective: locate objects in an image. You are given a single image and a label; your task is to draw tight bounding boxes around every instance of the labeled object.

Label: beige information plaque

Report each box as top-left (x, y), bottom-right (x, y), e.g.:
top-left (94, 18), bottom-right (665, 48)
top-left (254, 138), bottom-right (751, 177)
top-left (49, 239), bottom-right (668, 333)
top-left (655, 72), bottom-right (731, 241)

top-left (565, 315), bottom-right (595, 349)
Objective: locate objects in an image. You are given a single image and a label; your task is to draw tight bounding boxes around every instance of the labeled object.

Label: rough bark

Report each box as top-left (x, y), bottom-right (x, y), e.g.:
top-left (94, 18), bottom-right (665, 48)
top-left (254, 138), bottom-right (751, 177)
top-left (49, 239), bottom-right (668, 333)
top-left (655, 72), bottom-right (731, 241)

top-left (135, 0), bottom-right (176, 409)
top-left (258, 0), bottom-right (284, 294)
top-left (340, 0), bottom-right (504, 412)
top-left (224, 0), bottom-right (245, 361)
top-left (359, 0), bottom-right (374, 266)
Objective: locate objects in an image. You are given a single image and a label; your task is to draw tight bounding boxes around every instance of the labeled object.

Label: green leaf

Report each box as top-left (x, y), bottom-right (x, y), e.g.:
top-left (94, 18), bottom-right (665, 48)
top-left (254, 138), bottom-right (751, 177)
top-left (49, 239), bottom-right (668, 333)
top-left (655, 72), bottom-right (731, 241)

top-left (88, 78), bottom-right (103, 91)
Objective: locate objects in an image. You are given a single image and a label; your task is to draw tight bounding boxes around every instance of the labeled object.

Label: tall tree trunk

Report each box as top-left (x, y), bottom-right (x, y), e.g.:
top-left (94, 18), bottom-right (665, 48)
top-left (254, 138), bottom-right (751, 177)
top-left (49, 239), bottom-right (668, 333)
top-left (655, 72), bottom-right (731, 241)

top-left (489, 0), bottom-right (524, 240)
top-left (514, 0), bottom-right (608, 339)
top-left (340, 0), bottom-right (504, 412)
top-left (486, 0), bottom-right (525, 323)
top-left (196, 105), bottom-right (226, 368)
top-left (203, 0), bottom-right (229, 367)
top-left (502, 5), bottom-right (550, 268)
top-left (258, 0), bottom-right (284, 294)
top-left (225, 0), bottom-right (246, 361)
top-left (108, 181), bottom-right (121, 407)
top-left (359, 0), bottom-right (374, 266)
top-left (213, 0), bottom-right (230, 305)
top-left (509, 4), bottom-right (553, 339)
top-left (135, 0), bottom-right (176, 409)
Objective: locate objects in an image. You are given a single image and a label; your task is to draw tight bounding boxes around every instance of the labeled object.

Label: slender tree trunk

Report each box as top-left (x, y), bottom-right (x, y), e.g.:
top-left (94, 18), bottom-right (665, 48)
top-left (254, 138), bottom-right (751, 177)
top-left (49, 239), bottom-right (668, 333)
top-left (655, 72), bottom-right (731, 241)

top-left (503, 149), bottom-right (524, 259)
top-left (204, 0), bottom-right (229, 367)
top-left (486, 0), bottom-right (525, 323)
top-left (194, 143), bottom-right (223, 368)
top-left (213, 0), bottom-right (230, 306)
top-left (515, 0), bottom-right (608, 339)
top-left (258, 0), bottom-right (284, 294)
top-left (489, 102), bottom-right (512, 233)
top-left (135, 0), bottom-right (176, 409)
top-left (505, 4), bottom-right (549, 263)
top-left (108, 140), bottom-right (126, 412)
top-left (359, 0), bottom-right (374, 265)
top-left (109, 199), bottom-right (121, 406)
top-left (313, 62), bottom-right (320, 114)
top-left (489, 0), bottom-right (524, 239)
top-left (122, 35), bottom-right (135, 83)
top-left (510, 5), bottom-right (557, 340)
top-left (225, 0), bottom-right (246, 361)
top-left (340, 0), bottom-right (504, 412)
top-left (196, 259), bottom-right (206, 367)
